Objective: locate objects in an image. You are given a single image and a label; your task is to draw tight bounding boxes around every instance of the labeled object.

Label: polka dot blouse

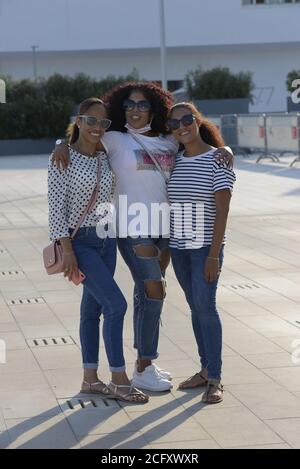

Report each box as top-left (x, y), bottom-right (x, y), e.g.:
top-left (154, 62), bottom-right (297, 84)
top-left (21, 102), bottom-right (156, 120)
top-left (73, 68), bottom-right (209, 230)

top-left (48, 148), bottom-right (115, 241)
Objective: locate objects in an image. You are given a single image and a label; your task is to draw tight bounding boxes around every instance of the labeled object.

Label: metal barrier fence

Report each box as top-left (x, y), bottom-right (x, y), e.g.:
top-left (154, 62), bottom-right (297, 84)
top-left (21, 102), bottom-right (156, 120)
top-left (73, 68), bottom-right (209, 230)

top-left (208, 113), bottom-right (300, 166)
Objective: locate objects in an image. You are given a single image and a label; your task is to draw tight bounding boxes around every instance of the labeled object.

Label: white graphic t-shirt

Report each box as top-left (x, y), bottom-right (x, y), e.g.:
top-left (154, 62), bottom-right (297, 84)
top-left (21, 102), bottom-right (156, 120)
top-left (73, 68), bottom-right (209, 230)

top-left (101, 131), bottom-right (178, 237)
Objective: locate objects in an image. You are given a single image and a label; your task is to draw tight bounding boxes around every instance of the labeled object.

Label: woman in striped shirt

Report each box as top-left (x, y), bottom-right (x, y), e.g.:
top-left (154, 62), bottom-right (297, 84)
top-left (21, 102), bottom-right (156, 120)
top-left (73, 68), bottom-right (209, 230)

top-left (167, 102), bottom-right (236, 404)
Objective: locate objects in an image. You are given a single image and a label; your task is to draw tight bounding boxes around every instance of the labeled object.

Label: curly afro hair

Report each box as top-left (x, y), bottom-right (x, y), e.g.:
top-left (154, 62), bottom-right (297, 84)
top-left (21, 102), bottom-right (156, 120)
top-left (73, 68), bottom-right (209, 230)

top-left (101, 81), bottom-right (174, 135)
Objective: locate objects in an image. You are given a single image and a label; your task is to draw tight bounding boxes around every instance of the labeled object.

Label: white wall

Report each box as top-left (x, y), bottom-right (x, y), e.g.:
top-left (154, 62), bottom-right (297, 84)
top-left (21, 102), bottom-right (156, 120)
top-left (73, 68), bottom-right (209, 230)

top-left (0, 44), bottom-right (296, 112)
top-left (167, 45), bottom-right (300, 113)
top-left (0, 0), bottom-right (300, 52)
top-left (0, 0), bottom-right (299, 113)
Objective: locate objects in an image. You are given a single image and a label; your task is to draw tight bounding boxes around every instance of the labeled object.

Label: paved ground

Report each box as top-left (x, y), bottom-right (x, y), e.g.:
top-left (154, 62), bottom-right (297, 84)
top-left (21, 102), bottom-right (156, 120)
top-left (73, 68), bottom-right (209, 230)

top-left (0, 152), bottom-right (300, 449)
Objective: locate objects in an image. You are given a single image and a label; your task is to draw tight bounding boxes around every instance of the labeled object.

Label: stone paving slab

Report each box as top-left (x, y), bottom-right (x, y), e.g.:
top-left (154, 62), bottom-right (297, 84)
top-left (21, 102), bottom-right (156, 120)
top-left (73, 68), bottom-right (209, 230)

top-left (0, 153), bottom-right (300, 449)
top-left (265, 418), bottom-right (300, 449)
top-left (191, 406), bottom-right (285, 448)
top-left (78, 433), bottom-right (151, 450)
top-left (0, 431), bottom-right (11, 448)
top-left (5, 415), bottom-right (80, 449)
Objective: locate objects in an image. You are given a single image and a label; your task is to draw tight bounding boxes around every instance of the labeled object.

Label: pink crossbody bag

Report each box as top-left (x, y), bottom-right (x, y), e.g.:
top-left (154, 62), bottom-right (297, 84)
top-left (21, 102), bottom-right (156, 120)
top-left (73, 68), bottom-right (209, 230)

top-left (43, 157), bottom-right (102, 275)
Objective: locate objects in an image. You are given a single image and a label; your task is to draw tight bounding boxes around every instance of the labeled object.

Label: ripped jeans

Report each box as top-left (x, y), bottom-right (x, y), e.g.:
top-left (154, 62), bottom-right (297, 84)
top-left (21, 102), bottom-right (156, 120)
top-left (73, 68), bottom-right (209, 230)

top-left (117, 236), bottom-right (169, 360)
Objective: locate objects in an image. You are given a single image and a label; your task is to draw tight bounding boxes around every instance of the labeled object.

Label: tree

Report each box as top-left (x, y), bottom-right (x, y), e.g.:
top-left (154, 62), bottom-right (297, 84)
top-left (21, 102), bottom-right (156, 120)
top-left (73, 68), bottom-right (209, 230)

top-left (185, 66), bottom-right (254, 101)
top-left (286, 70), bottom-right (300, 93)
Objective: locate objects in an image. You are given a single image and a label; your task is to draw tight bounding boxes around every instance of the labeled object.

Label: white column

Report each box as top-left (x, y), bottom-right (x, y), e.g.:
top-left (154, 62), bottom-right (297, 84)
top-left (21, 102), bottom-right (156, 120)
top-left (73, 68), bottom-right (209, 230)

top-left (159, 0), bottom-right (167, 90)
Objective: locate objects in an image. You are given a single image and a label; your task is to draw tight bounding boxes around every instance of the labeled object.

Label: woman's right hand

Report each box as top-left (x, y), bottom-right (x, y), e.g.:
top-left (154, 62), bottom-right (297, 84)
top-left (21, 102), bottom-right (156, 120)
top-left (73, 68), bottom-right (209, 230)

top-left (52, 143), bottom-right (70, 170)
top-left (62, 250), bottom-right (79, 281)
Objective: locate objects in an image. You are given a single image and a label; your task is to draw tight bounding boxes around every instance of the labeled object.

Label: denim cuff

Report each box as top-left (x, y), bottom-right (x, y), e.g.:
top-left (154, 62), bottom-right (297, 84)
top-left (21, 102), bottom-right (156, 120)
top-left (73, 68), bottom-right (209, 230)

top-left (83, 363), bottom-right (98, 370)
top-left (138, 353), bottom-right (159, 360)
top-left (208, 377), bottom-right (222, 384)
top-left (109, 365), bottom-right (126, 372)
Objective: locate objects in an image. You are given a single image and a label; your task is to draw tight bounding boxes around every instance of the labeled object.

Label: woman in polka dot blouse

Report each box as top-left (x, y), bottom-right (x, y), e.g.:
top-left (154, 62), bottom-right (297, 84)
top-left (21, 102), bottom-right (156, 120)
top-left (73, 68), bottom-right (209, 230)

top-left (48, 97), bottom-right (148, 404)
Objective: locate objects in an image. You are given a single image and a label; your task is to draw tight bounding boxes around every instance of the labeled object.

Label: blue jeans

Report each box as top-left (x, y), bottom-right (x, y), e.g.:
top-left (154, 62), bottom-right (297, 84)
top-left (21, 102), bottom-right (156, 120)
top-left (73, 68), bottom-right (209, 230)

top-left (71, 227), bottom-right (127, 372)
top-left (170, 245), bottom-right (224, 381)
top-left (117, 236), bottom-right (169, 360)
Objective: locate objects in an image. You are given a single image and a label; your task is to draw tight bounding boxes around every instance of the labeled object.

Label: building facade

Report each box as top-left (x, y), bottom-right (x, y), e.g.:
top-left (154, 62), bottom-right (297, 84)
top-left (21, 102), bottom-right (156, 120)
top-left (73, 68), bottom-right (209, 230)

top-left (0, 0), bottom-right (299, 112)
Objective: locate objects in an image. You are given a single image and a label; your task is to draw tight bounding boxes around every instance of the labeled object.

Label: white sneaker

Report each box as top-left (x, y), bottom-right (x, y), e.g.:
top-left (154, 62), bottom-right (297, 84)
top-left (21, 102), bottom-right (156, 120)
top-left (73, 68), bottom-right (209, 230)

top-left (153, 363), bottom-right (172, 381)
top-left (132, 365), bottom-right (173, 392)
top-left (134, 362), bottom-right (172, 381)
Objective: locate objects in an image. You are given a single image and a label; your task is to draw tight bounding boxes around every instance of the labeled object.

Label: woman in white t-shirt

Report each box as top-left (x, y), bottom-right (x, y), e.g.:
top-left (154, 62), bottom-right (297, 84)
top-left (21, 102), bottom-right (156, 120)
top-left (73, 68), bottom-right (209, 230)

top-left (53, 82), bottom-right (233, 392)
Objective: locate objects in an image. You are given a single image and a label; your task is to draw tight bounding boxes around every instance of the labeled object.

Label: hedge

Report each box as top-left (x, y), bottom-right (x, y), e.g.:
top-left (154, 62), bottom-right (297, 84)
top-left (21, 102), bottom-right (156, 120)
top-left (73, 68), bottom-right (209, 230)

top-left (185, 66), bottom-right (254, 101)
top-left (0, 70), bottom-right (139, 139)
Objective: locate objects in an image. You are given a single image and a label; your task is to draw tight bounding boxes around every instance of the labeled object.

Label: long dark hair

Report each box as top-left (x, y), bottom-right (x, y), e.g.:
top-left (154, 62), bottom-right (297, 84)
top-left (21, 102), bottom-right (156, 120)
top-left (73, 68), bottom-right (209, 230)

top-left (68, 97), bottom-right (107, 144)
top-left (102, 81), bottom-right (174, 135)
top-left (170, 102), bottom-right (225, 147)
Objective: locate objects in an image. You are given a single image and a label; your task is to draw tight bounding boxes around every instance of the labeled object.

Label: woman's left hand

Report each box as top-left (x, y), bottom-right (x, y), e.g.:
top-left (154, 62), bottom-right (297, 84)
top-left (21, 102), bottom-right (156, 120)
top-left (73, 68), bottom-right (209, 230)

top-left (204, 257), bottom-right (221, 283)
top-left (214, 147), bottom-right (234, 168)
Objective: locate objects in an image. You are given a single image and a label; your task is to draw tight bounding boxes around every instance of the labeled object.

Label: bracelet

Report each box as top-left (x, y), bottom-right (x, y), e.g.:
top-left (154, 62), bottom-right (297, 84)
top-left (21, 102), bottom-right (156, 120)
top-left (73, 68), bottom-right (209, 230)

top-left (55, 138), bottom-right (66, 146)
top-left (207, 257), bottom-right (219, 261)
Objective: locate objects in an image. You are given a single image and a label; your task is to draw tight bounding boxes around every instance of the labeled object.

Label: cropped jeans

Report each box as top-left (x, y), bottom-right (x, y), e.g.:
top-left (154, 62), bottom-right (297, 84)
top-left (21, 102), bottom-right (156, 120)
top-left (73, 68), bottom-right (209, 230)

top-left (170, 245), bottom-right (224, 381)
top-left (71, 227), bottom-right (127, 372)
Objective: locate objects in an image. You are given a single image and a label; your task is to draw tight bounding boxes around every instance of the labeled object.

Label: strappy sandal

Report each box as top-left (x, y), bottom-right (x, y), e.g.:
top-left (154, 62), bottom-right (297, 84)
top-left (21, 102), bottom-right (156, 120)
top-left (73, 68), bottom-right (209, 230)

top-left (202, 382), bottom-right (224, 404)
top-left (80, 380), bottom-right (114, 398)
top-left (178, 372), bottom-right (208, 390)
top-left (108, 382), bottom-right (149, 404)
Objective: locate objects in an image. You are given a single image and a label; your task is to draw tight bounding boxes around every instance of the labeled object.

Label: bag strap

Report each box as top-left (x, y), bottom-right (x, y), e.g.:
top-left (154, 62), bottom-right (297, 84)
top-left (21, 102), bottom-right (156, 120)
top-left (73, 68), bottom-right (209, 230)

top-left (129, 132), bottom-right (169, 183)
top-left (69, 156), bottom-right (102, 239)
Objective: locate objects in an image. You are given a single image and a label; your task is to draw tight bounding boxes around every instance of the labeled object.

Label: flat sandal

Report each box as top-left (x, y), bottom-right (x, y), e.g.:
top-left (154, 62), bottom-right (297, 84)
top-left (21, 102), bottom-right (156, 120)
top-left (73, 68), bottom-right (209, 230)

top-left (178, 372), bottom-right (208, 390)
top-left (202, 382), bottom-right (224, 404)
top-left (108, 382), bottom-right (149, 404)
top-left (80, 380), bottom-right (115, 398)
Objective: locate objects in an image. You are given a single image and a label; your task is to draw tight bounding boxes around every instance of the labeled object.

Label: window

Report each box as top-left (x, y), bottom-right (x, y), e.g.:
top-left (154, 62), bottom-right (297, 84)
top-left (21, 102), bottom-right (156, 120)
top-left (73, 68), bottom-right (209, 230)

top-left (153, 80), bottom-right (184, 91)
top-left (167, 80), bottom-right (184, 92)
top-left (242, 0), bottom-right (300, 5)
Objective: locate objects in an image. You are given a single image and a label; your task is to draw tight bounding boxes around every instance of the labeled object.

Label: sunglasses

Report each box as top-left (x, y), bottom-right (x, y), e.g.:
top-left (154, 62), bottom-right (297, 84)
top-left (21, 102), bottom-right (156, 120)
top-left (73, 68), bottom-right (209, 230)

top-left (167, 114), bottom-right (196, 131)
top-left (79, 115), bottom-right (112, 130)
top-left (123, 99), bottom-right (151, 112)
